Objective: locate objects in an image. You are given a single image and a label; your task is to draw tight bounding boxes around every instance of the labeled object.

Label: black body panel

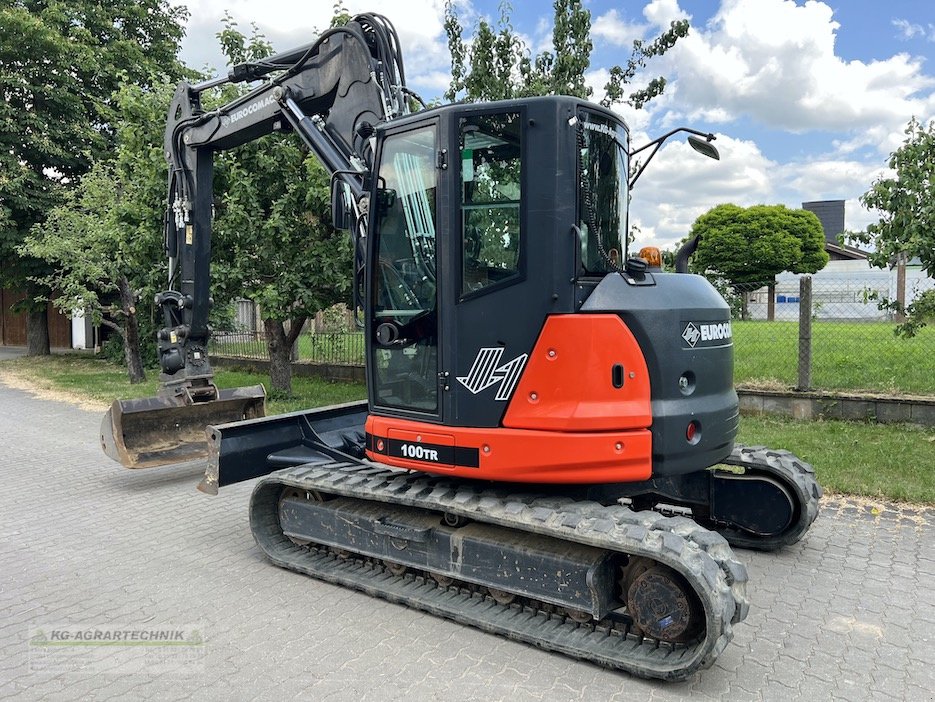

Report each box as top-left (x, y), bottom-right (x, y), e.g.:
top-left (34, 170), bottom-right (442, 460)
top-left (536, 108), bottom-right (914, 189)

top-left (581, 272), bottom-right (739, 475)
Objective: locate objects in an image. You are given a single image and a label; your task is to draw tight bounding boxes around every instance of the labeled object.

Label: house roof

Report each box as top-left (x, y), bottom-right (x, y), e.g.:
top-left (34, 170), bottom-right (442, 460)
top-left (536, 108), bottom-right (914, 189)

top-left (824, 240), bottom-right (868, 260)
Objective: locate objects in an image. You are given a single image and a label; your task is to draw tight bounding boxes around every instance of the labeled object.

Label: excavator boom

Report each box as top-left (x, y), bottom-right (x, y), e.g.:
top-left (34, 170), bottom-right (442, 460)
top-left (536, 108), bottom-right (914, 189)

top-left (103, 13), bottom-right (407, 469)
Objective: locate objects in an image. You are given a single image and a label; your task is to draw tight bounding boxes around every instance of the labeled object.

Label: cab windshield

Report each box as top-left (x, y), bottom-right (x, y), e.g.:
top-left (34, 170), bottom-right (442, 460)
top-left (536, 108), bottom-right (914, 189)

top-left (577, 112), bottom-right (629, 276)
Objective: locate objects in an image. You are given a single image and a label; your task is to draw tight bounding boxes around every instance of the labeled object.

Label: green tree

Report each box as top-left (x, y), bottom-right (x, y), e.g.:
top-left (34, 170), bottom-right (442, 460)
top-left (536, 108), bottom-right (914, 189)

top-left (852, 118), bottom-right (935, 276)
top-left (23, 83), bottom-right (175, 382)
top-left (848, 117), bottom-right (935, 336)
top-left (689, 204), bottom-right (829, 319)
top-left (213, 140), bottom-right (351, 396)
top-left (0, 0), bottom-right (186, 354)
top-left (210, 18), bottom-right (352, 396)
top-left (444, 0), bottom-right (688, 106)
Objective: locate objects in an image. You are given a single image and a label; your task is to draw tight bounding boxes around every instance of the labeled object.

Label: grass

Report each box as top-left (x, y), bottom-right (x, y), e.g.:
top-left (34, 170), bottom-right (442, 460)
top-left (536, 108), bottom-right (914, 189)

top-left (738, 414), bottom-right (935, 504)
top-left (213, 321), bottom-right (935, 396)
top-left (0, 354), bottom-right (366, 415)
top-left (2, 353), bottom-right (933, 504)
top-left (733, 320), bottom-right (935, 395)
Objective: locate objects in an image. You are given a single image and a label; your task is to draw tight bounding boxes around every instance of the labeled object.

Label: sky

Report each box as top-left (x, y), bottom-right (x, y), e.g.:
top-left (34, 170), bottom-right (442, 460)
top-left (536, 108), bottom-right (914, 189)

top-left (167, 0), bottom-right (935, 251)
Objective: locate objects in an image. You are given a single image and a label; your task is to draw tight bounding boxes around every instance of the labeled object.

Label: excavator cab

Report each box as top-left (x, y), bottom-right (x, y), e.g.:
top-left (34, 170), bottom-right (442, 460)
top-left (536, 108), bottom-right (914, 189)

top-left (357, 97), bottom-right (738, 482)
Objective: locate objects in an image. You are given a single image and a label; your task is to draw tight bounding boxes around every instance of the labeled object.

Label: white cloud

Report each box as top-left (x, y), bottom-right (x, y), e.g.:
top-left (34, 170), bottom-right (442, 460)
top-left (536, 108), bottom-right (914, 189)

top-left (415, 70), bottom-right (454, 93)
top-left (521, 16), bottom-right (554, 57)
top-left (627, 134), bottom-right (889, 248)
top-left (783, 158), bottom-right (880, 199)
top-left (629, 135), bottom-right (775, 249)
top-left (614, 0), bottom-right (935, 246)
top-left (592, 10), bottom-right (647, 47)
top-left (892, 18), bottom-right (935, 42)
top-left (642, 0), bottom-right (690, 28)
top-left (655, 0), bottom-right (935, 151)
top-left (893, 18), bottom-right (924, 40)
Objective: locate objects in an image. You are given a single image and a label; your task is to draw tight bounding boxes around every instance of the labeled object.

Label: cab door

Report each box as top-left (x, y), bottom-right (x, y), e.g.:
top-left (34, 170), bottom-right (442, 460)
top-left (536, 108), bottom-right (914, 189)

top-left (445, 108), bottom-right (537, 428)
top-left (367, 122), bottom-right (442, 420)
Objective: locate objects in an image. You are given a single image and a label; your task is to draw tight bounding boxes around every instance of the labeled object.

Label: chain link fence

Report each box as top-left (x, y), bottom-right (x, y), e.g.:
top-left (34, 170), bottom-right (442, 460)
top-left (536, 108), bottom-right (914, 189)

top-left (212, 284), bottom-right (935, 397)
top-left (731, 277), bottom-right (935, 396)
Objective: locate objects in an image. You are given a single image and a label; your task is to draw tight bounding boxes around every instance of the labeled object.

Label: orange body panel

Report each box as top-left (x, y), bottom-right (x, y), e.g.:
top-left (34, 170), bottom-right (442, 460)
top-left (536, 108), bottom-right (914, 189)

top-left (365, 314), bottom-right (655, 484)
top-left (502, 314), bottom-right (651, 431)
top-left (366, 415), bottom-right (651, 484)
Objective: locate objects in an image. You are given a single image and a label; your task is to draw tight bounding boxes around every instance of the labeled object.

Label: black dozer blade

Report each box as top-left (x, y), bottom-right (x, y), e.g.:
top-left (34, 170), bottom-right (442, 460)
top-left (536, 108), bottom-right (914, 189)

top-left (198, 401), bottom-right (369, 495)
top-left (100, 385), bottom-right (267, 469)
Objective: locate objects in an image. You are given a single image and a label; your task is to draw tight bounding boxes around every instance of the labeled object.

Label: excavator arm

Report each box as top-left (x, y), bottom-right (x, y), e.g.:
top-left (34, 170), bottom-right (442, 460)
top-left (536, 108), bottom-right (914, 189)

top-left (101, 13), bottom-right (411, 468)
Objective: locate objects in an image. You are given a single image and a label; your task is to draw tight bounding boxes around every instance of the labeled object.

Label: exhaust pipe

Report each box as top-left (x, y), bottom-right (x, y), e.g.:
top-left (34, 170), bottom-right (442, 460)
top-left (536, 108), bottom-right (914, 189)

top-left (674, 234), bottom-right (701, 274)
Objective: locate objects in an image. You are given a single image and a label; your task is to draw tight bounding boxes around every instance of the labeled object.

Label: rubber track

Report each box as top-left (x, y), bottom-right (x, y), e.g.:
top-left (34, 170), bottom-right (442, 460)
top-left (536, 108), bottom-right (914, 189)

top-left (249, 461), bottom-right (750, 681)
top-left (719, 444), bottom-right (823, 551)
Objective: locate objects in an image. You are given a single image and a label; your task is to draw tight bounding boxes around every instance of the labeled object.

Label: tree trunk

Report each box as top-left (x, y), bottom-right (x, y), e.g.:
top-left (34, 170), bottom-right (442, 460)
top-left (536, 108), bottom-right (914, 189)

top-left (895, 252), bottom-right (907, 323)
top-left (25, 281), bottom-right (50, 356)
top-left (265, 319), bottom-right (293, 395)
top-left (26, 307), bottom-right (50, 356)
top-left (264, 315), bottom-right (308, 396)
top-left (117, 275), bottom-right (146, 383)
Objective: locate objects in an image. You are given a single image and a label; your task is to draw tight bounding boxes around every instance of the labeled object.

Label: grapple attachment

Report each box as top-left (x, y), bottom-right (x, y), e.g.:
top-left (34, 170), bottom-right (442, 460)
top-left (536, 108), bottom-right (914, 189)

top-left (100, 385), bottom-right (267, 469)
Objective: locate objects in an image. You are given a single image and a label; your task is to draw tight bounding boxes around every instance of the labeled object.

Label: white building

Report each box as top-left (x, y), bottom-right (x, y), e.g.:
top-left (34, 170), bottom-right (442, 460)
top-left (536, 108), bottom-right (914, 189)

top-left (747, 259), bottom-right (934, 321)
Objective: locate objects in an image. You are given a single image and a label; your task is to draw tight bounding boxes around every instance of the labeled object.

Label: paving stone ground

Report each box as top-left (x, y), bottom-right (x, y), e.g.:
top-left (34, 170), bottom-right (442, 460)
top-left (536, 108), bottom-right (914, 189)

top-left (1, 379), bottom-right (934, 701)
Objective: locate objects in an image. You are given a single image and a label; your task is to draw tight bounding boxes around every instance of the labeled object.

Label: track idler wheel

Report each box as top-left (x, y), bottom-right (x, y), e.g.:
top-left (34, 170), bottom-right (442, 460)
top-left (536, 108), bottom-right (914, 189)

top-left (626, 563), bottom-right (704, 643)
top-left (487, 588), bottom-right (516, 606)
top-left (431, 572), bottom-right (454, 587)
top-left (384, 560), bottom-right (408, 577)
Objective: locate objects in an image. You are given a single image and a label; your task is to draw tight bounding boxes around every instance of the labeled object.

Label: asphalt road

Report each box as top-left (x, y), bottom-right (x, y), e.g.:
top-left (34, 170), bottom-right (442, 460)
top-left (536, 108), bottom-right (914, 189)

top-left (1, 377), bottom-right (933, 701)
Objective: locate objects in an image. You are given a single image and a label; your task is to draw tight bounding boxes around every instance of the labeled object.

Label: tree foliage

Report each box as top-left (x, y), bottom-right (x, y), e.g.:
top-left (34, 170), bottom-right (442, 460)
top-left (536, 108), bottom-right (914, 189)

top-left (689, 204), bottom-right (828, 319)
top-left (209, 17), bottom-right (352, 395)
top-left (22, 84), bottom-right (174, 382)
top-left (444, 0), bottom-right (688, 106)
top-left (851, 118), bottom-right (935, 277)
top-left (0, 0), bottom-right (187, 352)
top-left (864, 287), bottom-right (935, 338)
top-left (690, 204), bottom-right (828, 286)
top-left (847, 118), bottom-right (935, 337)
top-left (20, 12), bottom-right (351, 390)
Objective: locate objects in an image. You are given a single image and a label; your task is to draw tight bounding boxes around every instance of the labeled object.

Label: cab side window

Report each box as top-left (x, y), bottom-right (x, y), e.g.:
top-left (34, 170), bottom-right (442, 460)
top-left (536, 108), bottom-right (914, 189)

top-left (459, 112), bottom-right (522, 295)
top-left (371, 125), bottom-right (439, 413)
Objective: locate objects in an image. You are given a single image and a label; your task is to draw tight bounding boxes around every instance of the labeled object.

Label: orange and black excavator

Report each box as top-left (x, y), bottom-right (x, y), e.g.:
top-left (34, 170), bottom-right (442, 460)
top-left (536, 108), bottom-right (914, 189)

top-left (100, 14), bottom-right (820, 680)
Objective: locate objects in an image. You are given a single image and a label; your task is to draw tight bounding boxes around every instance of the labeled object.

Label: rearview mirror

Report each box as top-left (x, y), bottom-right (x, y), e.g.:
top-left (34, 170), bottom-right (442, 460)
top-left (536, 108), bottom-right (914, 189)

top-left (375, 188), bottom-right (397, 217)
top-left (331, 180), bottom-right (352, 231)
top-left (687, 135), bottom-right (720, 161)
top-left (629, 128), bottom-right (720, 188)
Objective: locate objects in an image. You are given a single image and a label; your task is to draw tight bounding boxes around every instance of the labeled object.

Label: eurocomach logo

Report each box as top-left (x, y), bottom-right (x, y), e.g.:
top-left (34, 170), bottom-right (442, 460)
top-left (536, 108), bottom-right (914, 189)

top-left (222, 95), bottom-right (276, 126)
top-left (682, 321), bottom-right (732, 348)
top-left (699, 322), bottom-right (732, 341)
